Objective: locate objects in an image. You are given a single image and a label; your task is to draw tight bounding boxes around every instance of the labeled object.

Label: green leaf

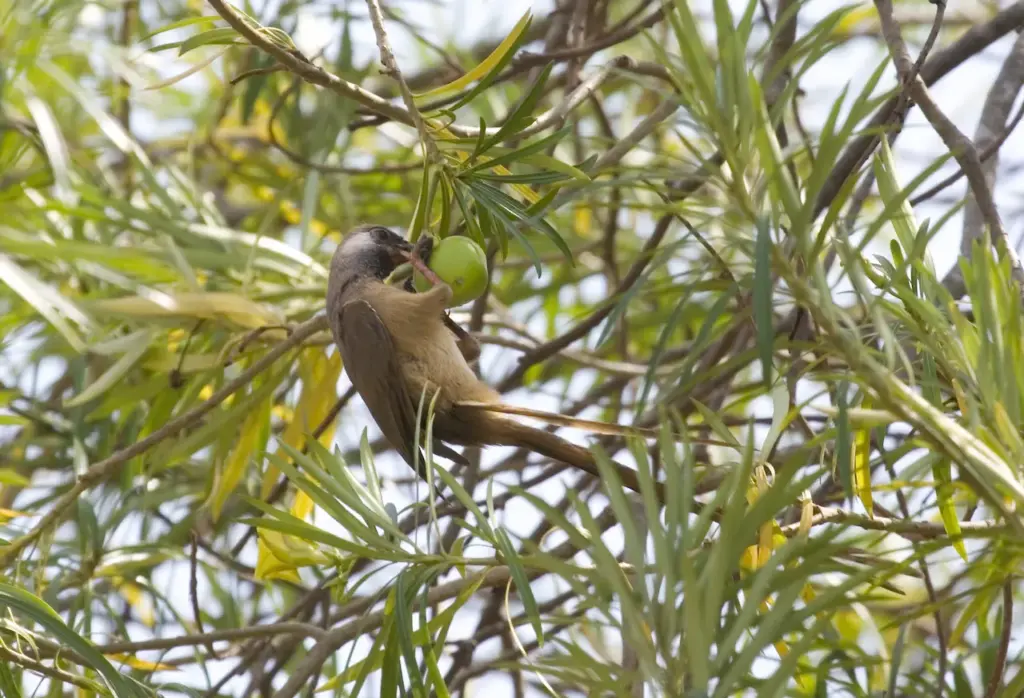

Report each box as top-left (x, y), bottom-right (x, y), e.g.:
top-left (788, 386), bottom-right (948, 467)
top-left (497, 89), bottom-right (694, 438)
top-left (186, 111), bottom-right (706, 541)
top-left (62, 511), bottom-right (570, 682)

top-left (479, 62), bottom-right (555, 150)
top-left (932, 456), bottom-right (967, 561)
top-left (0, 253), bottom-right (90, 352)
top-left (464, 179), bottom-right (565, 269)
top-left (0, 583), bottom-right (150, 697)
top-left (417, 11), bottom-right (532, 99)
top-left (0, 660), bottom-right (21, 698)
top-left (754, 217), bottom-right (774, 388)
top-left (65, 330), bottom-right (153, 408)
top-left (887, 623), bottom-right (909, 697)
top-left (836, 381), bottom-right (853, 501)
top-left (458, 126), bottom-right (576, 177)
top-left (139, 15), bottom-right (220, 42)
top-left (179, 27), bottom-right (243, 55)
top-left (379, 596), bottom-right (401, 698)
top-left (393, 572), bottom-right (427, 696)
top-left (494, 528), bottom-right (542, 642)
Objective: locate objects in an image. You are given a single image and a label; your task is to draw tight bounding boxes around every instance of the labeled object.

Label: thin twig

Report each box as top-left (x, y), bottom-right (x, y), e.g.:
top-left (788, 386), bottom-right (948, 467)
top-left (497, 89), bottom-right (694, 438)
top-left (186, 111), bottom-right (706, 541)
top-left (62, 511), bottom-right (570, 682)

top-left (0, 646), bottom-right (103, 692)
top-left (205, 0), bottom-right (422, 131)
top-left (0, 315), bottom-right (327, 568)
top-left (944, 28), bottom-right (1024, 297)
top-left (363, 0), bottom-right (440, 161)
top-left (814, 0), bottom-right (1024, 219)
top-left (873, 0), bottom-right (1024, 297)
top-left (190, 531), bottom-right (216, 658)
top-left (499, 211), bottom-right (674, 391)
top-left (777, 506), bottom-right (1003, 539)
top-left (96, 622), bottom-right (326, 654)
top-left (983, 577), bottom-right (1014, 698)
top-left (275, 506), bottom-right (620, 698)
top-left (910, 96), bottom-right (1024, 206)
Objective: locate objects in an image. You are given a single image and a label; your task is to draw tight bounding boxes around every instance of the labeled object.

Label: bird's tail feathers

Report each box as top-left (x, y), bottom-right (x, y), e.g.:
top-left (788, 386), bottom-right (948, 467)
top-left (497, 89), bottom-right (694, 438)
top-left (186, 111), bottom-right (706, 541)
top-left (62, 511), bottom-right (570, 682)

top-left (478, 414), bottom-right (649, 496)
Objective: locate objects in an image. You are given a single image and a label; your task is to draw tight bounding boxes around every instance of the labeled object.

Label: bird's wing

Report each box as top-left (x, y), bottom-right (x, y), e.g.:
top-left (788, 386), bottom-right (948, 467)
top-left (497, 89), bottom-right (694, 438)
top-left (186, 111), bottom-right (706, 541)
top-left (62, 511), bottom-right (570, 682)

top-left (337, 300), bottom-right (469, 471)
top-left (337, 299), bottom-right (419, 467)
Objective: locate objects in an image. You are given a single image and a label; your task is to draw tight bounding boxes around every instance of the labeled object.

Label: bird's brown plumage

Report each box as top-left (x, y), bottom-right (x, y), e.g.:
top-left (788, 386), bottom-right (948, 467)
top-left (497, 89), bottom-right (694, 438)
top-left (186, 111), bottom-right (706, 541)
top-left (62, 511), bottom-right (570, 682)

top-left (326, 225), bottom-right (652, 496)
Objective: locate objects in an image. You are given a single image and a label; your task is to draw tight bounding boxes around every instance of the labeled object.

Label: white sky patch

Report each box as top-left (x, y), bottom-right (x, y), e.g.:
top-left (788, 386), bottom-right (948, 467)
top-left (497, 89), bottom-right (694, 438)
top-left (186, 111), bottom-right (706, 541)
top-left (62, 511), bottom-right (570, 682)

top-left (293, 6), bottom-right (340, 58)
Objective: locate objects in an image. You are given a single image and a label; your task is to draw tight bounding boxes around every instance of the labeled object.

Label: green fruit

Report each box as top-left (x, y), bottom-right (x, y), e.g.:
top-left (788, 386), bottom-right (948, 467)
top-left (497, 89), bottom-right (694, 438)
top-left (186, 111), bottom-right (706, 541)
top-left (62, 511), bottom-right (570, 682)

top-left (413, 236), bottom-right (489, 307)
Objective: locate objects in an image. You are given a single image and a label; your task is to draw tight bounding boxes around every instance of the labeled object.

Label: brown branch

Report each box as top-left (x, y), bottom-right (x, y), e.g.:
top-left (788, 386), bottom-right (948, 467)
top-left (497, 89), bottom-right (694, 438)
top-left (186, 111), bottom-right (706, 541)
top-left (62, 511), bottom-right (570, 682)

top-left (515, 5), bottom-right (665, 68)
top-left (873, 0), bottom-right (1024, 296)
top-left (983, 577), bottom-right (1014, 698)
top-left (814, 0), bottom-right (1024, 219)
top-left (96, 622), bottom-right (326, 653)
top-left (204, 0), bottom-right (422, 131)
top-left (910, 96), bottom-right (1024, 206)
top-left (363, 0), bottom-right (439, 161)
top-left (945, 29), bottom-right (1024, 297)
top-left (0, 646), bottom-right (103, 692)
top-left (777, 506), bottom-right (1004, 539)
top-left (497, 211), bottom-right (673, 391)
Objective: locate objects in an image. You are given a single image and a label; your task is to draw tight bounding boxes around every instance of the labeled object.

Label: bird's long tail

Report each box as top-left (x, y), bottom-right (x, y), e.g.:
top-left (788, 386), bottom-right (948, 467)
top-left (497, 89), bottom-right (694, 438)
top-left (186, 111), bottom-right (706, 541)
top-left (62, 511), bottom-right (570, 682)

top-left (480, 415), bottom-right (651, 497)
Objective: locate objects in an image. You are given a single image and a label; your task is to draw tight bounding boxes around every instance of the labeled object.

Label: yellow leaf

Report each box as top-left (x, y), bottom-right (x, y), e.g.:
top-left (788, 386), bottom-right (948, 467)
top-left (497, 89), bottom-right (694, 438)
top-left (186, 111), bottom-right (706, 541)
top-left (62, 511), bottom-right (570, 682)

top-left (740, 544), bottom-right (757, 572)
top-left (272, 404), bottom-right (295, 422)
top-left (574, 204), bottom-right (592, 237)
top-left (90, 292), bottom-right (285, 329)
top-left (144, 352), bottom-right (221, 374)
top-left (0, 507), bottom-right (34, 522)
top-left (798, 495), bottom-right (813, 538)
top-left (117, 580), bottom-right (155, 628)
top-left (256, 350), bottom-right (341, 580)
top-left (415, 11), bottom-right (532, 98)
top-left (292, 490), bottom-right (314, 521)
top-left (833, 4), bottom-right (876, 36)
top-left (208, 391), bottom-right (271, 521)
top-left (279, 200), bottom-right (302, 225)
top-left (992, 401), bottom-right (1024, 459)
top-left (258, 530), bottom-right (329, 567)
top-left (167, 328), bottom-right (186, 351)
top-left (951, 378), bottom-right (969, 416)
top-left (833, 609), bottom-right (862, 641)
top-left (758, 520), bottom-right (773, 569)
top-left (255, 543), bottom-right (301, 583)
top-left (104, 653), bottom-right (175, 672)
top-left (310, 219), bottom-right (328, 237)
top-left (259, 349), bottom-right (342, 498)
top-left (932, 457), bottom-right (967, 561)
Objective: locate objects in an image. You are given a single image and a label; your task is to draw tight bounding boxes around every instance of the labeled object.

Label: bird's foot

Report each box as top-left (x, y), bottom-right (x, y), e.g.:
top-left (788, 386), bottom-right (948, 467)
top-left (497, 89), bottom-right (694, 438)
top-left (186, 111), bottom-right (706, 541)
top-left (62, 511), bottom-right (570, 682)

top-left (414, 235), bottom-right (435, 263)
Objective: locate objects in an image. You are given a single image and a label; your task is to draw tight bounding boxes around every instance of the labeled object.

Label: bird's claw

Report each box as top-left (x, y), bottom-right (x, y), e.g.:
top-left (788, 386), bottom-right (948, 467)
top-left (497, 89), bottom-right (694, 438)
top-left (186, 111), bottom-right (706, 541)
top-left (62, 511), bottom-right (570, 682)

top-left (414, 235), bottom-right (434, 263)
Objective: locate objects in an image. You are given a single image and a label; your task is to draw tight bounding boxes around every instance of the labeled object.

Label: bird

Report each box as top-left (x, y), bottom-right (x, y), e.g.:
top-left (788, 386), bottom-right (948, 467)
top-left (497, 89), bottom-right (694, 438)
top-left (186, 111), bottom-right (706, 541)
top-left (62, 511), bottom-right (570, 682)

top-left (325, 224), bottom-right (654, 495)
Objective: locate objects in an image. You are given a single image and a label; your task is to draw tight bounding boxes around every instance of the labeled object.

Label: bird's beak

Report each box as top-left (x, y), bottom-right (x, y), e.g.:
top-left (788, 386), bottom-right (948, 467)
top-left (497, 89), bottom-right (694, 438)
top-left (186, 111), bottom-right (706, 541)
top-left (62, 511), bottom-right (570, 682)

top-left (389, 239), bottom-right (414, 265)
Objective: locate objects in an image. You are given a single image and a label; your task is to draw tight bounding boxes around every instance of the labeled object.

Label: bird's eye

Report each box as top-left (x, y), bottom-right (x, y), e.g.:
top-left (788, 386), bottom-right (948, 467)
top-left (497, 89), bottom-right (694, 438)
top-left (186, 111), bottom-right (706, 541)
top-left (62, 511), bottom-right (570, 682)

top-left (372, 227), bottom-right (389, 242)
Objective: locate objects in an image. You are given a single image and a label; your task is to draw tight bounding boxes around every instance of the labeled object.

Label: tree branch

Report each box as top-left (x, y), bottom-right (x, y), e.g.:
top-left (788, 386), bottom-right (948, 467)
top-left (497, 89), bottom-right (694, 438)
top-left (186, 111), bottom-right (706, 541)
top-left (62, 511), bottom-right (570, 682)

top-left (873, 0), bottom-right (1024, 297)
top-left (0, 315), bottom-right (327, 568)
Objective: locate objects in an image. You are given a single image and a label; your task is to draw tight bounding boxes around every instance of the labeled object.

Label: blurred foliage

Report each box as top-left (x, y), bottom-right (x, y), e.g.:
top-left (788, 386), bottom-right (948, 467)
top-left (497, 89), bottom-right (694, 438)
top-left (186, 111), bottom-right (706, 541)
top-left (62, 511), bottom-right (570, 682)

top-left (1, 0), bottom-right (1024, 696)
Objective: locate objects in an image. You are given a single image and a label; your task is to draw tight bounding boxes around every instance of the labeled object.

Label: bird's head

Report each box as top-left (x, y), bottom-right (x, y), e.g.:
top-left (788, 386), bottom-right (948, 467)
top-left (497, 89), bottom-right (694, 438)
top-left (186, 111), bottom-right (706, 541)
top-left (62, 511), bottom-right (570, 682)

top-left (332, 225), bottom-right (413, 281)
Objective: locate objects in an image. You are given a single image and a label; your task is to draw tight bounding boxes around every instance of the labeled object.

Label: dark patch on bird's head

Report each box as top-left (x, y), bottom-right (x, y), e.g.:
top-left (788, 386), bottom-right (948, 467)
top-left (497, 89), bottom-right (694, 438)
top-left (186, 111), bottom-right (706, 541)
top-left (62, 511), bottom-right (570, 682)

top-left (332, 225), bottom-right (413, 281)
